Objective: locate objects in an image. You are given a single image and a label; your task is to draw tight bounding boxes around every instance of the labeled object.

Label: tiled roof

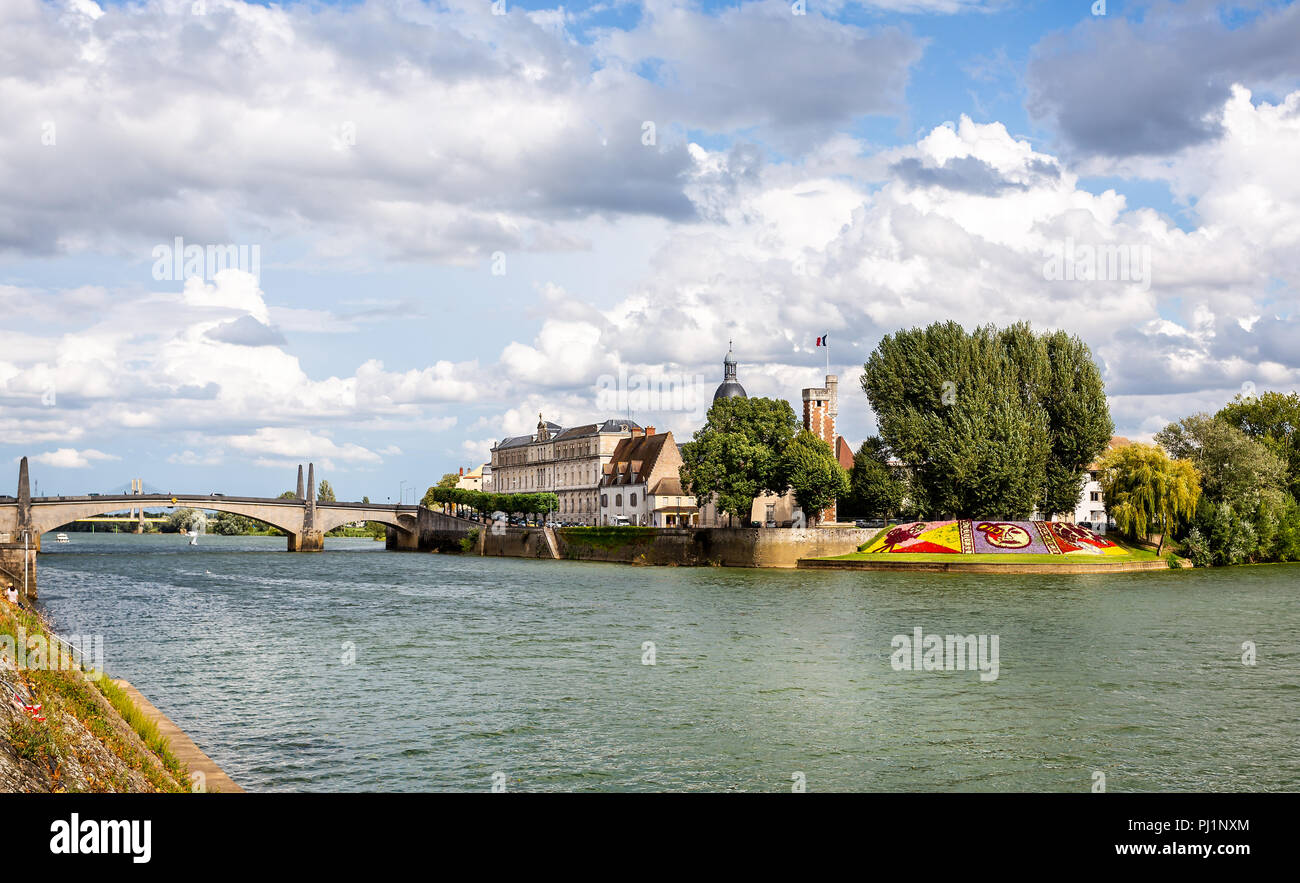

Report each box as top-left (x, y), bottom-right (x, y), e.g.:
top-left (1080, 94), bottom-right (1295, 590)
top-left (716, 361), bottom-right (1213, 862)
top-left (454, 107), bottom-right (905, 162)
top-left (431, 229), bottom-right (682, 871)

top-left (601, 432), bottom-right (677, 487)
top-left (649, 476), bottom-right (687, 497)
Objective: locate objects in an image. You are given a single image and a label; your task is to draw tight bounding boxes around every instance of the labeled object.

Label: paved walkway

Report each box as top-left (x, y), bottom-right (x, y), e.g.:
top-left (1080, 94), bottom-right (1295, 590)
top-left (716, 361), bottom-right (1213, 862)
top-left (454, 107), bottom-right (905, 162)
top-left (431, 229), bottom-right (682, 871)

top-left (113, 679), bottom-right (244, 793)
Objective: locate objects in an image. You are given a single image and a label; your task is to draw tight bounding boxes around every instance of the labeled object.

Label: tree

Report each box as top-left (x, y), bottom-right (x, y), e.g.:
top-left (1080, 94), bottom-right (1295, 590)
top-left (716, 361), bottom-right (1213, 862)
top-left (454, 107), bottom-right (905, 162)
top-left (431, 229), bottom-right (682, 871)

top-left (679, 396), bottom-right (801, 525)
top-left (1039, 329), bottom-right (1115, 516)
top-left (279, 491), bottom-right (297, 499)
top-left (843, 437), bottom-right (906, 519)
top-left (164, 508), bottom-right (201, 533)
top-left (317, 480), bottom-right (336, 502)
top-left (1154, 414), bottom-right (1287, 513)
top-left (437, 472), bottom-right (460, 489)
top-left (861, 321), bottom-right (1111, 519)
top-left (1098, 443), bottom-right (1200, 554)
top-left (780, 431), bottom-right (850, 525)
top-left (1216, 391), bottom-right (1300, 499)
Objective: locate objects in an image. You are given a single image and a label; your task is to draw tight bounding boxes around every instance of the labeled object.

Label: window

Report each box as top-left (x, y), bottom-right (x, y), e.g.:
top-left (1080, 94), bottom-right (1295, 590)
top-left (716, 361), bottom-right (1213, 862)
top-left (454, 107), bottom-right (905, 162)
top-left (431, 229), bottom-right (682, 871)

top-left (1090, 492), bottom-right (1100, 502)
top-left (601, 494), bottom-right (608, 507)
top-left (630, 493), bottom-right (637, 506)
top-left (615, 494), bottom-right (623, 506)
top-left (1089, 471), bottom-right (1098, 481)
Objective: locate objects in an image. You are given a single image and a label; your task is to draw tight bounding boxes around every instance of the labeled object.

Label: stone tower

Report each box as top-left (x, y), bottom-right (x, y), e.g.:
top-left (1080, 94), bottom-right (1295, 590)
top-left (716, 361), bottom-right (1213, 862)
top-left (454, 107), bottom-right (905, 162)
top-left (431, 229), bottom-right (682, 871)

top-left (801, 375), bottom-right (839, 523)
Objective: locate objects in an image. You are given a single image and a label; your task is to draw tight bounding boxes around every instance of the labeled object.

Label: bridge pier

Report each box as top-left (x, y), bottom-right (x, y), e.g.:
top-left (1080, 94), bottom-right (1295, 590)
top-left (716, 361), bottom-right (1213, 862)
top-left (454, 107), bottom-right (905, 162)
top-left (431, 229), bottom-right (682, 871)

top-left (287, 529), bottom-right (324, 552)
top-left (0, 542), bottom-right (36, 599)
top-left (384, 525), bottom-right (421, 551)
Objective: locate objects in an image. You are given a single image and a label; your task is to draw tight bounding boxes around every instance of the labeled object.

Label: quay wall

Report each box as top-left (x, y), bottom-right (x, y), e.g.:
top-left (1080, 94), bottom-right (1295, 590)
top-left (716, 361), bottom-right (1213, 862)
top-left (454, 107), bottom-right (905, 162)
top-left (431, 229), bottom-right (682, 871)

top-left (480, 526), bottom-right (877, 568)
top-left (0, 541), bottom-right (36, 597)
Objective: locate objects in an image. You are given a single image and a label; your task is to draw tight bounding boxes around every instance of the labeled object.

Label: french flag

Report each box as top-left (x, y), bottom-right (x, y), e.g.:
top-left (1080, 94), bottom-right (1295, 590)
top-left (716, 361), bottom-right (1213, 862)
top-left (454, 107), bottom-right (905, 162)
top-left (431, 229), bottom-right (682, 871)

top-left (815, 334), bottom-right (828, 347)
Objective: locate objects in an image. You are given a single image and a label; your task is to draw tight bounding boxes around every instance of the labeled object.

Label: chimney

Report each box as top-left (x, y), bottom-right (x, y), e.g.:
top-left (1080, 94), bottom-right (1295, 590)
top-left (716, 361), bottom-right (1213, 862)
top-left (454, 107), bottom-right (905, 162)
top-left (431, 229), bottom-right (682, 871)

top-left (645, 426), bottom-right (656, 436)
top-left (459, 467), bottom-right (464, 476)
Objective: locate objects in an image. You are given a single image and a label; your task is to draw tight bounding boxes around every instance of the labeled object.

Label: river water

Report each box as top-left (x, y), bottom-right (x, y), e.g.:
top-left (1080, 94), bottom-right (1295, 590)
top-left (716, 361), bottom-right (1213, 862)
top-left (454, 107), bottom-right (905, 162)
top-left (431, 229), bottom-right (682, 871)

top-left (33, 533), bottom-right (1300, 792)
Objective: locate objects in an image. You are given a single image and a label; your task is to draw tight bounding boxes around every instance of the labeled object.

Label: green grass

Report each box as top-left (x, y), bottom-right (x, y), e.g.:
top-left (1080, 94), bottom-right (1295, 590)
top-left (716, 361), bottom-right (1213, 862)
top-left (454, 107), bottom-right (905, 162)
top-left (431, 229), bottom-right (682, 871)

top-left (2, 603), bottom-right (189, 792)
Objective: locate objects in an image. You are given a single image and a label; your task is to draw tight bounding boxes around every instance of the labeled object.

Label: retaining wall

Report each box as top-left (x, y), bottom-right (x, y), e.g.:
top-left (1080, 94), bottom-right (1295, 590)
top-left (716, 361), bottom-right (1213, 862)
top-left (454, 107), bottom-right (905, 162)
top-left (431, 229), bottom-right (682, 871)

top-left (479, 526), bottom-right (878, 568)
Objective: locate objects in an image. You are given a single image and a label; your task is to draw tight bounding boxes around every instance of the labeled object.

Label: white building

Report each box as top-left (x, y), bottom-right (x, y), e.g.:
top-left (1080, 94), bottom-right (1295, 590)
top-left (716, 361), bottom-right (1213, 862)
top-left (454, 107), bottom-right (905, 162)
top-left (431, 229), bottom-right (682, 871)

top-left (1071, 436), bottom-right (1131, 526)
top-left (598, 429), bottom-right (692, 526)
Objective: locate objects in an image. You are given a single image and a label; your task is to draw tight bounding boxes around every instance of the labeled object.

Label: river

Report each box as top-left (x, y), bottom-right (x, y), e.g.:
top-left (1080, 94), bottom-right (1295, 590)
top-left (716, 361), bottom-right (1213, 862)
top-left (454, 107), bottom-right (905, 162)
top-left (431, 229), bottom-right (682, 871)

top-left (32, 533), bottom-right (1300, 792)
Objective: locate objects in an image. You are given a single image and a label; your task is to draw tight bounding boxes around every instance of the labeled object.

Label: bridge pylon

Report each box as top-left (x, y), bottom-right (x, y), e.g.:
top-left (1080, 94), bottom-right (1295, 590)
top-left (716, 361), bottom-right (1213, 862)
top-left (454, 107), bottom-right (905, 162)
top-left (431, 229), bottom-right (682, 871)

top-left (288, 462), bottom-right (323, 552)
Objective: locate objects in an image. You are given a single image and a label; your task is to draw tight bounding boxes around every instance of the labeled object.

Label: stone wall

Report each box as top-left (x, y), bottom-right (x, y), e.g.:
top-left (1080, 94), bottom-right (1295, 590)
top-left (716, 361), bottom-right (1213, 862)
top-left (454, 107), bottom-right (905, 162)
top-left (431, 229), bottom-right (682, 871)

top-left (479, 526), bottom-right (878, 568)
top-left (481, 526), bottom-right (556, 559)
top-left (386, 506), bottom-right (472, 553)
top-left (0, 542), bottom-right (36, 598)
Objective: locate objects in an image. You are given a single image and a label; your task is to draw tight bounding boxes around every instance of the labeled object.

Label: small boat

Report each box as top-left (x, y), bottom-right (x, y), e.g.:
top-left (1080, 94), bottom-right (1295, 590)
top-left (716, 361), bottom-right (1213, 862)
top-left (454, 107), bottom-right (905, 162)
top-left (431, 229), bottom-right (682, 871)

top-left (55, 533), bottom-right (70, 543)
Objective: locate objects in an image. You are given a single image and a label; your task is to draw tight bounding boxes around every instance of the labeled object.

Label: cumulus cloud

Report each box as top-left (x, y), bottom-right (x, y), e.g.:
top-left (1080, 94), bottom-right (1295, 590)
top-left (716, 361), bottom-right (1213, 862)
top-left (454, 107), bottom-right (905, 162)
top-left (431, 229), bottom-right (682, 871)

top-left (28, 448), bottom-right (120, 469)
top-left (0, 0), bottom-right (922, 262)
top-left (1027, 1), bottom-right (1300, 158)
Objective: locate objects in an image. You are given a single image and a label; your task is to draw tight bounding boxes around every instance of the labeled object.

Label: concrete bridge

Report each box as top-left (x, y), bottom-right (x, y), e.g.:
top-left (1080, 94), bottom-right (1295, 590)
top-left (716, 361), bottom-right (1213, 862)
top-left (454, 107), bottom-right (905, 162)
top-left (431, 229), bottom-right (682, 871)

top-left (0, 457), bottom-right (475, 597)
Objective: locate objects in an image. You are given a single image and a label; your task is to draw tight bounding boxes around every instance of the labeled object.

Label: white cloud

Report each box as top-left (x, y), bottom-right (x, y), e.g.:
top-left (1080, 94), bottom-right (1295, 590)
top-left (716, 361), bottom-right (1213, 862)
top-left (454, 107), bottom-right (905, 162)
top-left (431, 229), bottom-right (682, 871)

top-left (28, 448), bottom-right (119, 469)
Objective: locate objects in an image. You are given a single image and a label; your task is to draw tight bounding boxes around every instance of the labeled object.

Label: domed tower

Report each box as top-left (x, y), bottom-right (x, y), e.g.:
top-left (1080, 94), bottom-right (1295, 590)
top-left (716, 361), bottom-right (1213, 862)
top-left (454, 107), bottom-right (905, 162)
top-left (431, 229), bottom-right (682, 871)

top-left (712, 342), bottom-right (747, 402)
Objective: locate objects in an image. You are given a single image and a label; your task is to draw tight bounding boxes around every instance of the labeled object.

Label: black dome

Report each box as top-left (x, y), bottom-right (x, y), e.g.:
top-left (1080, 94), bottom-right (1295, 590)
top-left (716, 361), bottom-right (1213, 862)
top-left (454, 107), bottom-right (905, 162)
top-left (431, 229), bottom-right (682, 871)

top-left (713, 380), bottom-right (747, 401)
top-left (713, 344), bottom-right (747, 401)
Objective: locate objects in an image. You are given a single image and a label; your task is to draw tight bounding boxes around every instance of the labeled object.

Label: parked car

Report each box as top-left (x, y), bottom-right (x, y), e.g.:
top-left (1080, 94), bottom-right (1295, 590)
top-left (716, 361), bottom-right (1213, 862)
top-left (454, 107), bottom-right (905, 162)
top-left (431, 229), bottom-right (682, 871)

top-left (855, 518), bottom-right (886, 529)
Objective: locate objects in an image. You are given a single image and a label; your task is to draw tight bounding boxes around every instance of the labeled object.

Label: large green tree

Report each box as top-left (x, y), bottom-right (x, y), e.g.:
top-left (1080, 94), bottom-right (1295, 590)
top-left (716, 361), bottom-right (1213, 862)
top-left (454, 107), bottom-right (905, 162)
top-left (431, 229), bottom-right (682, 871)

top-left (861, 321), bottom-right (1111, 519)
top-left (842, 437), bottom-right (906, 519)
top-left (1098, 443), bottom-right (1200, 554)
top-left (316, 480), bottom-right (336, 502)
top-left (1039, 329), bottom-right (1115, 516)
top-left (437, 472), bottom-right (461, 489)
top-left (1216, 390), bottom-right (1300, 499)
top-left (1155, 413), bottom-right (1288, 513)
top-left (780, 431), bottom-right (850, 525)
top-left (679, 396), bottom-right (801, 525)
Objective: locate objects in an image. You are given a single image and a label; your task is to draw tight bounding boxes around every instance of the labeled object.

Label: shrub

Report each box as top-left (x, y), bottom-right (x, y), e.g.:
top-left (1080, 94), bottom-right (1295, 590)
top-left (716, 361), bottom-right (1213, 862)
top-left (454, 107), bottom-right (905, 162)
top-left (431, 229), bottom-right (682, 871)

top-left (1183, 527), bottom-right (1211, 568)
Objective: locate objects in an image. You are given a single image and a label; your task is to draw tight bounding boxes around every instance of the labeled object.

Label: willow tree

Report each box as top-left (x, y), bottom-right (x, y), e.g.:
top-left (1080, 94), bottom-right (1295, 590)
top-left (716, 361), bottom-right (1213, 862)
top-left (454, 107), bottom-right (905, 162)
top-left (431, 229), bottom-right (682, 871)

top-left (1098, 443), bottom-right (1200, 553)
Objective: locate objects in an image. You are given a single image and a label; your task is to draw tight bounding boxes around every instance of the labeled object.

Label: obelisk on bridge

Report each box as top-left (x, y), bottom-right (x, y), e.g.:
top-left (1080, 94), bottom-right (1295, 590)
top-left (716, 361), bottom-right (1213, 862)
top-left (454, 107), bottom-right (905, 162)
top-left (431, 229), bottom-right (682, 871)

top-left (16, 456), bottom-right (35, 547)
top-left (290, 462), bottom-right (324, 552)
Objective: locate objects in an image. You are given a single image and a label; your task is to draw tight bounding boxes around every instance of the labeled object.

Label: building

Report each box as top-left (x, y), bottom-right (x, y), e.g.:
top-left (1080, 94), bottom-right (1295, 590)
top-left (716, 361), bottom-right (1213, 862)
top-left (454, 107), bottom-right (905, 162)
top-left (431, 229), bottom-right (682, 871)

top-left (489, 414), bottom-right (641, 525)
top-left (1072, 436), bottom-right (1131, 526)
top-left (454, 464), bottom-right (486, 492)
top-left (713, 343), bottom-right (747, 401)
top-left (597, 428), bottom-right (695, 526)
top-left (802, 373), bottom-right (841, 523)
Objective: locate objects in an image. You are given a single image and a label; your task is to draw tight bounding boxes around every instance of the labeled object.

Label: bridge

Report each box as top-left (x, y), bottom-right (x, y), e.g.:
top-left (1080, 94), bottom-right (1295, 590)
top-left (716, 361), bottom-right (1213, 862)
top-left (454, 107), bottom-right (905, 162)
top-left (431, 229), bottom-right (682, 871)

top-left (0, 457), bottom-right (475, 597)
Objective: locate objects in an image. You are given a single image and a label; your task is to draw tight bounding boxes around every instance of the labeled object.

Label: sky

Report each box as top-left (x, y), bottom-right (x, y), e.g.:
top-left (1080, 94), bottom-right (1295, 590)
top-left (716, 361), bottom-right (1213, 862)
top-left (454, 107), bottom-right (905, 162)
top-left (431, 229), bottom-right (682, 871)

top-left (1, 0), bottom-right (1298, 501)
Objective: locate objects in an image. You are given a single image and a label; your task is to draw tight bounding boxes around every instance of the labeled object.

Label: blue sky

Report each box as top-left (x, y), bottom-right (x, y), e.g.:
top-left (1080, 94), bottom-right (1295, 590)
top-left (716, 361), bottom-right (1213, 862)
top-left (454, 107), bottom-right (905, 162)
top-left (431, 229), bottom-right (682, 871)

top-left (2, 0), bottom-right (1298, 500)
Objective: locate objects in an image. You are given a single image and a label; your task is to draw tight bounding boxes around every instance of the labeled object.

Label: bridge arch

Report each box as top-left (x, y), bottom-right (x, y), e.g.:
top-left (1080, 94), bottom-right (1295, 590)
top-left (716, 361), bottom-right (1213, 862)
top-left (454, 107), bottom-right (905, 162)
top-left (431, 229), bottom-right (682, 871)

top-left (29, 497), bottom-right (308, 537)
top-left (312, 506), bottom-right (417, 535)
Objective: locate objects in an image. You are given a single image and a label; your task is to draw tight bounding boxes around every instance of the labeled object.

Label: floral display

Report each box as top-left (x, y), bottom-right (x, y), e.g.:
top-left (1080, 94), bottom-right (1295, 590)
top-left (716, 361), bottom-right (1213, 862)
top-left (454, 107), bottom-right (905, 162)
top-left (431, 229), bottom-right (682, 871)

top-left (866, 520), bottom-right (1122, 556)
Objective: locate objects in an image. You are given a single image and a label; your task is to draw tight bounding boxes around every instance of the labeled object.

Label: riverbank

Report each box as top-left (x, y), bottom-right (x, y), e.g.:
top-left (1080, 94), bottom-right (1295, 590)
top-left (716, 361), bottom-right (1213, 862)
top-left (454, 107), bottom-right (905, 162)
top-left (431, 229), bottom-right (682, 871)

top-left (0, 599), bottom-right (235, 792)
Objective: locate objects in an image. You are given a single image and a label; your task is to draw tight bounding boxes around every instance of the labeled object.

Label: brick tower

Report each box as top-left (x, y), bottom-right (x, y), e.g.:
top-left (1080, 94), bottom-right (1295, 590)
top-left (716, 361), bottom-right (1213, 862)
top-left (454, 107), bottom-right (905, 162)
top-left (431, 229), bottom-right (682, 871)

top-left (801, 374), bottom-right (839, 523)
